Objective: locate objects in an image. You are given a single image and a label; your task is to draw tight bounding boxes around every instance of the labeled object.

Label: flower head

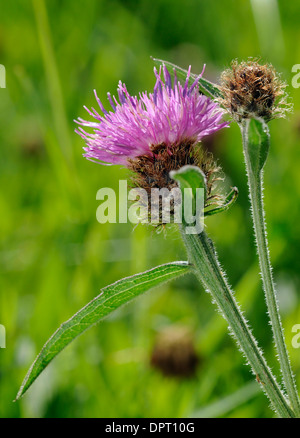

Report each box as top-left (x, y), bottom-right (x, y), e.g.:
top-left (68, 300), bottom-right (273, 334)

top-left (75, 65), bottom-right (228, 166)
top-left (76, 66), bottom-right (229, 227)
top-left (219, 59), bottom-right (291, 122)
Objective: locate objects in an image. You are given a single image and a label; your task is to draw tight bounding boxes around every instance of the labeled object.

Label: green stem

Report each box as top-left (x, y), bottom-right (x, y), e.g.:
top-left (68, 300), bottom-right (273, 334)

top-left (241, 118), bottom-right (300, 417)
top-left (180, 228), bottom-right (294, 418)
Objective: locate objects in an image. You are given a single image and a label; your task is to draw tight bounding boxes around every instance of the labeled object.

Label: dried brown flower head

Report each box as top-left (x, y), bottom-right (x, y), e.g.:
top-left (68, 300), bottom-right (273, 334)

top-left (219, 59), bottom-right (291, 122)
top-left (150, 326), bottom-right (199, 378)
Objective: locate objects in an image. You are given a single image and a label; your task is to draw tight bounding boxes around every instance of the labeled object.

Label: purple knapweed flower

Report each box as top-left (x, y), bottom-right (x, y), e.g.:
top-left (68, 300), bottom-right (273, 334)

top-left (75, 65), bottom-right (228, 166)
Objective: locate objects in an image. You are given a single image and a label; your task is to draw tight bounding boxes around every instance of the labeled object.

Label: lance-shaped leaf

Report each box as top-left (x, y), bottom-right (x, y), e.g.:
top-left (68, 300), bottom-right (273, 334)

top-left (171, 165), bottom-right (207, 199)
top-left (242, 117), bottom-right (270, 175)
top-left (151, 57), bottom-right (223, 99)
top-left (170, 165), bottom-right (207, 234)
top-left (16, 261), bottom-right (191, 400)
top-left (170, 165), bottom-right (207, 215)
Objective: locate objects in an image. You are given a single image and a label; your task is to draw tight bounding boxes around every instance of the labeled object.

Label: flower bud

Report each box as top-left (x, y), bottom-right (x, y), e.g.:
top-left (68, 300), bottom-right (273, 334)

top-left (219, 59), bottom-right (291, 122)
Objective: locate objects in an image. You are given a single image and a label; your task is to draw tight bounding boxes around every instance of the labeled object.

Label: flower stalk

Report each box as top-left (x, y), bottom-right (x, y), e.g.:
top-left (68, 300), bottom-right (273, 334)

top-left (172, 165), bottom-right (294, 417)
top-left (180, 227), bottom-right (294, 418)
top-left (240, 117), bottom-right (300, 417)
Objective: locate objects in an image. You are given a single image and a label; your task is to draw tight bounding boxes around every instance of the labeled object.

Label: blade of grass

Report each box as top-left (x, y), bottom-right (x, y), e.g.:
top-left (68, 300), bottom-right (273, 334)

top-left (32, 0), bottom-right (75, 167)
top-left (192, 381), bottom-right (261, 418)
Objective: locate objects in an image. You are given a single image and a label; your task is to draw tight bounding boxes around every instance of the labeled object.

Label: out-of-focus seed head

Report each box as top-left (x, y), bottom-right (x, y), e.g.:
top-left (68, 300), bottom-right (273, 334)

top-left (150, 326), bottom-right (199, 378)
top-left (219, 59), bottom-right (291, 122)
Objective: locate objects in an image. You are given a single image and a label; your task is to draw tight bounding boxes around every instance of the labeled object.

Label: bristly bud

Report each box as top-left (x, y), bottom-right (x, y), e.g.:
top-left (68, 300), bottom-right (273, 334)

top-left (219, 59), bottom-right (291, 122)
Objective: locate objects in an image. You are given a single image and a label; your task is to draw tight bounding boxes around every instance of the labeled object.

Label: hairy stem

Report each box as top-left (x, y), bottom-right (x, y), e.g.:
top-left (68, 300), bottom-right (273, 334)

top-left (180, 228), bottom-right (294, 418)
top-left (241, 118), bottom-right (300, 416)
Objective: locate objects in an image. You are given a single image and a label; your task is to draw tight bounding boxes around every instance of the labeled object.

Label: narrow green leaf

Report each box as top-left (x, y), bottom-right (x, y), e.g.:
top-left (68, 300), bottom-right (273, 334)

top-left (205, 187), bottom-right (239, 216)
top-left (170, 165), bottom-right (207, 199)
top-left (170, 165), bottom-right (207, 215)
top-left (170, 165), bottom-right (206, 234)
top-left (16, 261), bottom-right (191, 400)
top-left (243, 118), bottom-right (270, 175)
top-left (151, 57), bottom-right (223, 99)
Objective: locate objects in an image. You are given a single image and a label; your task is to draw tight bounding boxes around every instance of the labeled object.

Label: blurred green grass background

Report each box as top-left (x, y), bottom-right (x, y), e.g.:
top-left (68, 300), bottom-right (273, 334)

top-left (1, 0), bottom-right (300, 418)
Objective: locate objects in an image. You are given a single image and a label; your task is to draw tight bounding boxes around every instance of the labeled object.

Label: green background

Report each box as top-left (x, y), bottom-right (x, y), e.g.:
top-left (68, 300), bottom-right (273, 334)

top-left (1, 0), bottom-right (300, 418)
